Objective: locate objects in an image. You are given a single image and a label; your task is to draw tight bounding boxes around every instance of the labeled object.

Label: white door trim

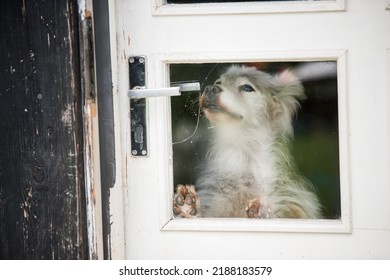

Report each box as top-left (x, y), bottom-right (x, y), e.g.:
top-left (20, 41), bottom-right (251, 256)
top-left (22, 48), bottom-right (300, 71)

top-left (152, 0), bottom-right (346, 16)
top-left (155, 49), bottom-right (351, 233)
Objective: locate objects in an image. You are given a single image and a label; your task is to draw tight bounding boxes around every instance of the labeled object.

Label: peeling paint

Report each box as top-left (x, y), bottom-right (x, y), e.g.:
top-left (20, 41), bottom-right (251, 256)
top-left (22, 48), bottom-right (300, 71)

top-left (61, 105), bottom-right (73, 129)
top-left (78, 0), bottom-right (103, 259)
top-left (21, 0), bottom-right (26, 22)
top-left (78, 0), bottom-right (86, 20)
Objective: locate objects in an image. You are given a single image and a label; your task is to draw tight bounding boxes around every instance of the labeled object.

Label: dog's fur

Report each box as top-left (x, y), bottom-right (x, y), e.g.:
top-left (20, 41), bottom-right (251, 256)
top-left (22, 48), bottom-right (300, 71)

top-left (174, 66), bottom-right (322, 219)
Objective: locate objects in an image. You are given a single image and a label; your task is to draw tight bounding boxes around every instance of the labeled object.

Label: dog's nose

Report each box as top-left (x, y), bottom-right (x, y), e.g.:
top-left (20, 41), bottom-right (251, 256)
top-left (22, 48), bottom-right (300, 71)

top-left (204, 85), bottom-right (222, 95)
top-left (202, 85), bottom-right (222, 110)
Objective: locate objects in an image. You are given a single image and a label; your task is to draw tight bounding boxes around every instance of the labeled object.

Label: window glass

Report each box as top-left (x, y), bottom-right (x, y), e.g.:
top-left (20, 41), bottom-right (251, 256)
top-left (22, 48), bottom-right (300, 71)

top-left (170, 62), bottom-right (340, 219)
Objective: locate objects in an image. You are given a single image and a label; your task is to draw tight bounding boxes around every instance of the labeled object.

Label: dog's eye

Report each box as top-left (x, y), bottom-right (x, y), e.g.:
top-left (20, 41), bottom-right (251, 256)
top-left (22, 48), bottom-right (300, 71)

top-left (215, 80), bottom-right (221, 85)
top-left (239, 84), bottom-right (255, 92)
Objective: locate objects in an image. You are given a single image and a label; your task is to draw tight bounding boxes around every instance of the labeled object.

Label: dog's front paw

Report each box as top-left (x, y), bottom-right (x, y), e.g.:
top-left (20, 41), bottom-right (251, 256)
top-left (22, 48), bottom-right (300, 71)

top-left (246, 198), bottom-right (271, 218)
top-left (173, 184), bottom-right (200, 218)
top-left (246, 198), bottom-right (262, 218)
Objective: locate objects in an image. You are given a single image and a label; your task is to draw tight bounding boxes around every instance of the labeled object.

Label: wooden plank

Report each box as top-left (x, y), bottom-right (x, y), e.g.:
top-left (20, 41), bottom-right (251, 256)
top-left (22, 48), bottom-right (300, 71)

top-left (0, 0), bottom-right (87, 259)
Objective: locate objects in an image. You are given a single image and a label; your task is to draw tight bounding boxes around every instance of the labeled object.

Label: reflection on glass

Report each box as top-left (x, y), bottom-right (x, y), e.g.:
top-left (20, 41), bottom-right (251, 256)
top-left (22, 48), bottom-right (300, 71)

top-left (170, 61), bottom-right (340, 219)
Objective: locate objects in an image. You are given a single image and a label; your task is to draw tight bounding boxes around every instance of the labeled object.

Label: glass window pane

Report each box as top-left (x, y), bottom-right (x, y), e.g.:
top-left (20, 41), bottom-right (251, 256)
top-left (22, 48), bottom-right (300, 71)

top-left (170, 61), bottom-right (340, 219)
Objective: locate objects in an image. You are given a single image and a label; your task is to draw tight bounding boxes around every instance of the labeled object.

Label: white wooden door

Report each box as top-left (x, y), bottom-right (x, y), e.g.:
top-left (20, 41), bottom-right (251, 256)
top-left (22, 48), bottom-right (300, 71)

top-left (108, 0), bottom-right (390, 259)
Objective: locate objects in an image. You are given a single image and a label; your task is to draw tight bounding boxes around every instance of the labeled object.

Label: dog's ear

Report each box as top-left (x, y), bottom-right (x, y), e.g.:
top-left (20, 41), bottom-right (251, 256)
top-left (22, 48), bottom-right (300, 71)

top-left (271, 70), bottom-right (305, 135)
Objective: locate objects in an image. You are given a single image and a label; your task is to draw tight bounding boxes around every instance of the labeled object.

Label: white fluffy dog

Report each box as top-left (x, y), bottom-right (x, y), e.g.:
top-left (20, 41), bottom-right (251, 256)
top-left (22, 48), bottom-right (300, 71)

top-left (173, 66), bottom-right (322, 219)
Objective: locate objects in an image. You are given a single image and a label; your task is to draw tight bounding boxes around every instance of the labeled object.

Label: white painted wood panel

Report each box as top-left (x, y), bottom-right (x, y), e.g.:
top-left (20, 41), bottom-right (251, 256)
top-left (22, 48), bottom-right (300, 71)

top-left (109, 0), bottom-right (390, 259)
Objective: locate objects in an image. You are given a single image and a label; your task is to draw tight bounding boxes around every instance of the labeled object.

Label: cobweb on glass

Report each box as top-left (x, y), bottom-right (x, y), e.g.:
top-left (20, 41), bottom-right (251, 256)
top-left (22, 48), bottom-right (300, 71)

top-left (172, 63), bottom-right (219, 145)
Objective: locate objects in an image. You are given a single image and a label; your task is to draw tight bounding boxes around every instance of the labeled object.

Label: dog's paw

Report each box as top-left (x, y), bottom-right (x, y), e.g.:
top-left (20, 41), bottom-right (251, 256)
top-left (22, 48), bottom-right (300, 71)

top-left (246, 198), bottom-right (262, 218)
top-left (246, 198), bottom-right (272, 218)
top-left (173, 184), bottom-right (200, 218)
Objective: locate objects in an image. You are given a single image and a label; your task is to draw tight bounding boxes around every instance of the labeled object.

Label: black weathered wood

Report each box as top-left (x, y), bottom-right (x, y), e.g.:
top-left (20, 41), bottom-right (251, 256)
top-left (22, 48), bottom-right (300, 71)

top-left (0, 0), bottom-right (87, 259)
